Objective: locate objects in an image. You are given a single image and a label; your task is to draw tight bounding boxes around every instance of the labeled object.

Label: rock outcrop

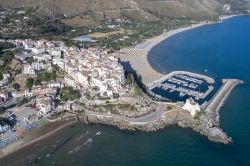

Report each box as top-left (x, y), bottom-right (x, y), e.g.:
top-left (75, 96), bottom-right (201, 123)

top-left (78, 79), bottom-right (243, 144)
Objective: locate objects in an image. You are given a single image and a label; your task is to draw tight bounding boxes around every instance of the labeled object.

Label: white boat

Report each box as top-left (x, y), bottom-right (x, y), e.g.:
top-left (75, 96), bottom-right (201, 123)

top-left (96, 132), bottom-right (101, 136)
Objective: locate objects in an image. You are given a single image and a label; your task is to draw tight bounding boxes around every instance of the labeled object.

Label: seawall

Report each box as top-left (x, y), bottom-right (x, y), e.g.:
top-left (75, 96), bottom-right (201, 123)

top-left (205, 79), bottom-right (244, 124)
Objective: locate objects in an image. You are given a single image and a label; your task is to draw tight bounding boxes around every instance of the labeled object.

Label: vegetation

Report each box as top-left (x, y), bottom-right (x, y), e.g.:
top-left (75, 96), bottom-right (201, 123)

top-left (0, 7), bottom-right (192, 51)
top-left (125, 72), bottom-right (135, 86)
top-left (92, 103), bottom-right (137, 114)
top-left (167, 105), bottom-right (173, 110)
top-left (113, 93), bottom-right (120, 99)
top-left (133, 83), bottom-right (144, 97)
top-left (0, 42), bottom-right (15, 51)
top-left (88, 20), bottom-right (191, 50)
top-left (13, 83), bottom-right (21, 90)
top-left (96, 94), bottom-right (110, 100)
top-left (35, 69), bottom-right (57, 85)
top-left (36, 20), bottom-right (71, 35)
top-left (25, 77), bottom-right (34, 89)
top-left (0, 50), bottom-right (15, 66)
top-left (125, 72), bottom-right (144, 96)
top-left (60, 86), bottom-right (81, 102)
top-left (0, 72), bottom-right (3, 80)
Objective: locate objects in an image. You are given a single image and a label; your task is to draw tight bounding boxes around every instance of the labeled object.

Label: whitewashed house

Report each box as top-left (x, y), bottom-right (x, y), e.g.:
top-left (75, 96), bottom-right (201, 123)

top-left (23, 64), bottom-right (35, 75)
top-left (182, 98), bottom-right (201, 117)
top-left (37, 97), bottom-right (52, 115)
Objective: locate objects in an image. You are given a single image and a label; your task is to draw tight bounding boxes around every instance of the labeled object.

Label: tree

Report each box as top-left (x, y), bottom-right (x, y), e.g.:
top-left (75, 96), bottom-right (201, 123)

top-left (13, 83), bottom-right (21, 90)
top-left (35, 78), bottom-right (42, 86)
top-left (37, 70), bottom-right (58, 83)
top-left (60, 86), bottom-right (81, 102)
top-left (0, 72), bottom-right (3, 80)
top-left (25, 78), bottom-right (34, 89)
top-left (0, 41), bottom-right (15, 50)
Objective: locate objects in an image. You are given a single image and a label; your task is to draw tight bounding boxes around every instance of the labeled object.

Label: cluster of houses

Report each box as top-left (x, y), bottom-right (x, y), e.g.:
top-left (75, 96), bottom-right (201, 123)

top-left (0, 39), bottom-right (126, 147)
top-left (62, 48), bottom-right (125, 97)
top-left (12, 39), bottom-right (125, 98)
top-left (1, 39), bottom-right (126, 115)
top-left (0, 74), bottom-right (10, 87)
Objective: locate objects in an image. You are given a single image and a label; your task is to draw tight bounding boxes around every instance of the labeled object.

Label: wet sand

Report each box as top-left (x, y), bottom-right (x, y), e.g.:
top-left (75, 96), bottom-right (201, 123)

top-left (118, 22), bottom-right (210, 85)
top-left (118, 15), bottom-right (243, 86)
top-left (0, 119), bottom-right (78, 159)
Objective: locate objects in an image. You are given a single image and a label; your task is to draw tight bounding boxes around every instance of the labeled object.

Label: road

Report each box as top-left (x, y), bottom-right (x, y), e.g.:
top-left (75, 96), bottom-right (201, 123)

top-left (86, 109), bottom-right (164, 124)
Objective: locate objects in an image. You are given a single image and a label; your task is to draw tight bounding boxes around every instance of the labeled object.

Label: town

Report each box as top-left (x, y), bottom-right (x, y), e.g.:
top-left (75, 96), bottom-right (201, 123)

top-left (0, 36), bottom-right (242, 152)
top-left (0, 39), bottom-right (127, 149)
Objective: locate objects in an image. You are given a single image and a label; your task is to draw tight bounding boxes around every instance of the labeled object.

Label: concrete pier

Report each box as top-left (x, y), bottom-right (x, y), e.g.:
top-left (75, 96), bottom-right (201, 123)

top-left (204, 79), bottom-right (244, 122)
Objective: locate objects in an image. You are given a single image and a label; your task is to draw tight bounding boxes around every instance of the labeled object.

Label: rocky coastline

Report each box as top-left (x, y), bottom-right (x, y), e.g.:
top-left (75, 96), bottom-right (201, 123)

top-left (78, 79), bottom-right (243, 144)
top-left (0, 79), bottom-right (243, 160)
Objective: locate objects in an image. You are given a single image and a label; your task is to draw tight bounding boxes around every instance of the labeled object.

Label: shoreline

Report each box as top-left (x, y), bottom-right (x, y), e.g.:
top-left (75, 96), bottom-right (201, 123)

top-left (219, 14), bottom-right (243, 21)
top-left (118, 22), bottom-right (209, 85)
top-left (0, 82), bottom-right (243, 160)
top-left (0, 14), bottom-right (245, 160)
top-left (82, 79), bottom-right (243, 144)
top-left (0, 119), bottom-right (78, 159)
top-left (205, 79), bottom-right (244, 123)
top-left (118, 14), bottom-right (242, 85)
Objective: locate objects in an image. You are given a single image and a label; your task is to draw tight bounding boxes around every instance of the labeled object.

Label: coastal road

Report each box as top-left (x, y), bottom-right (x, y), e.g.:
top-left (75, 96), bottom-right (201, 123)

top-left (86, 110), bottom-right (165, 124)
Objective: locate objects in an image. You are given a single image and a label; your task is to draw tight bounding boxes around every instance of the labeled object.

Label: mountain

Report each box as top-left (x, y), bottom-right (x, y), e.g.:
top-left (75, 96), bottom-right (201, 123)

top-left (0, 0), bottom-right (249, 21)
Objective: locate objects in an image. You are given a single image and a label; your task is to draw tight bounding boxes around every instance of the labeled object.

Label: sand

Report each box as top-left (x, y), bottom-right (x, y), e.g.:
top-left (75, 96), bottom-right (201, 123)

top-left (0, 119), bottom-right (78, 159)
top-left (118, 22), bottom-right (209, 85)
top-left (118, 15), bottom-right (242, 86)
top-left (0, 14), bottom-right (242, 160)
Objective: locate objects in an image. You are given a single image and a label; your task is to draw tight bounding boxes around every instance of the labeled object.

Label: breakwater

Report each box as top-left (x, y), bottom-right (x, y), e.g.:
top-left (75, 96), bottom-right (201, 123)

top-left (204, 79), bottom-right (244, 123)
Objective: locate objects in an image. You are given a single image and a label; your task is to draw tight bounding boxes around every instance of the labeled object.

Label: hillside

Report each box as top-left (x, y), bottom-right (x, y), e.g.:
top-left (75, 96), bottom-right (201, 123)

top-left (1, 0), bottom-right (249, 50)
top-left (0, 0), bottom-right (249, 22)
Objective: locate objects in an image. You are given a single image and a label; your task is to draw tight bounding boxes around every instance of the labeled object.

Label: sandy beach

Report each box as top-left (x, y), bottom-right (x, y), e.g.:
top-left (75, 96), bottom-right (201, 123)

top-left (118, 15), bottom-right (242, 86)
top-left (0, 14), bottom-right (243, 161)
top-left (219, 14), bottom-right (243, 20)
top-left (118, 22), bottom-right (210, 85)
top-left (0, 119), bottom-right (78, 159)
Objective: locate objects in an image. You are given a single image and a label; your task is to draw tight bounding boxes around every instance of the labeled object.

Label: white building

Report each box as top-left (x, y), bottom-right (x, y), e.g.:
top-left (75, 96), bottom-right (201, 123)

top-left (31, 48), bottom-right (45, 54)
top-left (15, 52), bottom-right (32, 63)
top-left (37, 97), bottom-right (52, 115)
top-left (33, 54), bottom-right (52, 62)
top-left (23, 62), bottom-right (51, 75)
top-left (51, 50), bottom-right (62, 57)
top-left (53, 58), bottom-right (65, 70)
top-left (23, 64), bottom-right (35, 75)
top-left (223, 4), bottom-right (231, 12)
top-left (182, 98), bottom-right (201, 117)
top-left (64, 76), bottom-right (78, 89)
top-left (0, 74), bottom-right (11, 87)
top-left (0, 60), bottom-right (4, 66)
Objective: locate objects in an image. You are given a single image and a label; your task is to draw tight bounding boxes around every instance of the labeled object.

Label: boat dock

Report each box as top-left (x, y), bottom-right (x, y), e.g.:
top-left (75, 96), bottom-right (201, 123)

top-left (148, 71), bottom-right (216, 102)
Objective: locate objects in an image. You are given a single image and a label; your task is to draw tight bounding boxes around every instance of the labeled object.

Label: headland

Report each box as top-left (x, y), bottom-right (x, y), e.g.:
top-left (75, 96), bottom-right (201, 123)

top-left (115, 16), bottom-right (243, 144)
top-left (0, 15), bottom-right (244, 160)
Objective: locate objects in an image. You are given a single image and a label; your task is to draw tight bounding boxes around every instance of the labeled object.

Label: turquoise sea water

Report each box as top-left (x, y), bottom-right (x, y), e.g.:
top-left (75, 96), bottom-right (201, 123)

top-left (1, 16), bottom-right (250, 166)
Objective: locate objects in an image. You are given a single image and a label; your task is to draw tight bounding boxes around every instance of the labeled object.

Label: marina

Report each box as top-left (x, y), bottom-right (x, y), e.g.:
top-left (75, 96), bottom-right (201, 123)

top-left (148, 71), bottom-right (222, 109)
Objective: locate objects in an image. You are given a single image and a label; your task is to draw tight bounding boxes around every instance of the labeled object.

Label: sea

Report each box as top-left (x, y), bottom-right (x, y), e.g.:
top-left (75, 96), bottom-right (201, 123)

top-left (1, 15), bottom-right (250, 166)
